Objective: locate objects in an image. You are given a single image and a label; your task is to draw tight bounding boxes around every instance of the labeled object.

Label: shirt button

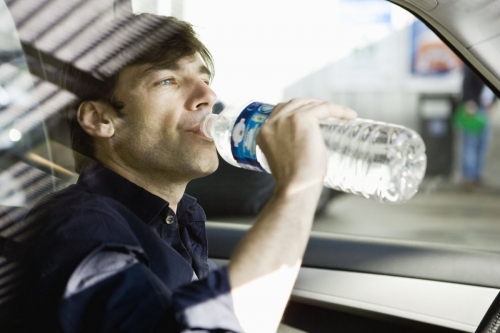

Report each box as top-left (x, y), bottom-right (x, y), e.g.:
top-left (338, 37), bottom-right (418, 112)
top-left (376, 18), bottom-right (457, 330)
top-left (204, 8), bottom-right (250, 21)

top-left (165, 215), bottom-right (174, 224)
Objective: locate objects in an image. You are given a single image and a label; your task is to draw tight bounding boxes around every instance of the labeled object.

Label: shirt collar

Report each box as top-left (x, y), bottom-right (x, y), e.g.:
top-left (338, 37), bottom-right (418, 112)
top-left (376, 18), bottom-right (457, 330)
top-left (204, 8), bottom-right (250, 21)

top-left (77, 160), bottom-right (200, 224)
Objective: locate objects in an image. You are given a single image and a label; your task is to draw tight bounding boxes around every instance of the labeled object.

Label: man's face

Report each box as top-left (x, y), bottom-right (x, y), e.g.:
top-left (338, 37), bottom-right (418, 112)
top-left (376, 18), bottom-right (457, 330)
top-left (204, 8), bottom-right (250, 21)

top-left (108, 54), bottom-right (219, 181)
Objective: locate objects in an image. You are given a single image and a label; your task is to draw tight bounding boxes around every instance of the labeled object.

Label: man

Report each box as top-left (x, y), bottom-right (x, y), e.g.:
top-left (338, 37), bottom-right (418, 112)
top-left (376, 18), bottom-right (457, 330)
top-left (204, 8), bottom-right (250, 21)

top-left (21, 14), bottom-right (356, 332)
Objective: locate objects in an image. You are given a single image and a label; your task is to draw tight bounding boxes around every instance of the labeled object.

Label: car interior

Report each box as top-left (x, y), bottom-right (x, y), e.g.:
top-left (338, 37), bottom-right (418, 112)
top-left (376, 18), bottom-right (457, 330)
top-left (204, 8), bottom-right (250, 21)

top-left (1, 0), bottom-right (500, 332)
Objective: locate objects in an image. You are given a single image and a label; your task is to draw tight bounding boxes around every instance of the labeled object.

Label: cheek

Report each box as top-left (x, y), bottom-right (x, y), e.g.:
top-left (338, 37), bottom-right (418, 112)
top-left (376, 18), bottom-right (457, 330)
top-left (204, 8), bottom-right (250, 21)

top-left (123, 90), bottom-right (183, 139)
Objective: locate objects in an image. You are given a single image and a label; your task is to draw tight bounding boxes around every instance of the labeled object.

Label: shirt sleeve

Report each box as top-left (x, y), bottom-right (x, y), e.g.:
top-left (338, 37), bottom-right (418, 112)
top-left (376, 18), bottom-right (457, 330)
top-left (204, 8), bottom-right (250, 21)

top-left (59, 245), bottom-right (243, 333)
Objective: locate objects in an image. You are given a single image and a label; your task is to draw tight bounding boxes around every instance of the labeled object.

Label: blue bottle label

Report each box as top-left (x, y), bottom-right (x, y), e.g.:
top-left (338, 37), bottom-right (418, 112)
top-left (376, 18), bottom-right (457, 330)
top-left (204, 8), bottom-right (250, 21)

top-left (231, 101), bottom-right (274, 172)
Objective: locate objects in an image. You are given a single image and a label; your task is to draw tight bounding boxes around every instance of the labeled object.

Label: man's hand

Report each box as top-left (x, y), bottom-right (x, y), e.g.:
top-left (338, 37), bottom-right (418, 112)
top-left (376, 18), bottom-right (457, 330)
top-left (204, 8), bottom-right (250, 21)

top-left (228, 99), bottom-right (356, 333)
top-left (257, 99), bottom-right (357, 195)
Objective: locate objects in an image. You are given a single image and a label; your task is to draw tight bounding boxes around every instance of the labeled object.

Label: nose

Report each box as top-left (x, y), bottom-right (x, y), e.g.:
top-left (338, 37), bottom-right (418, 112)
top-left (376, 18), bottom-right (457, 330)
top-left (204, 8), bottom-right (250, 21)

top-left (185, 79), bottom-right (217, 112)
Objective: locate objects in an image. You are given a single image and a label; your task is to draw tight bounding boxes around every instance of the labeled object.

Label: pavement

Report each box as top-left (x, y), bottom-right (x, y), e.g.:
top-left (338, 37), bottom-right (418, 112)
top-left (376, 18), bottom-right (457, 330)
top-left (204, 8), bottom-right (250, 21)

top-left (313, 185), bottom-right (500, 252)
top-left (211, 180), bottom-right (500, 253)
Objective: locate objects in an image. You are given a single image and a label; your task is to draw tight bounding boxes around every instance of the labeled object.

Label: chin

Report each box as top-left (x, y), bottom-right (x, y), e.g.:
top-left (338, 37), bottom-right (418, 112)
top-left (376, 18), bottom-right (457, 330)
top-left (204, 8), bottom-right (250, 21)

top-left (186, 154), bottom-right (219, 180)
top-left (198, 159), bottom-right (219, 178)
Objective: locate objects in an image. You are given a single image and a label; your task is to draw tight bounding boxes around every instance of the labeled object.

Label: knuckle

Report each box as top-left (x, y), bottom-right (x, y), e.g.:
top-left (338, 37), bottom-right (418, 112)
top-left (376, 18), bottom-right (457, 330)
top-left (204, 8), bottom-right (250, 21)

top-left (259, 122), bottom-right (273, 137)
top-left (288, 112), bottom-right (310, 130)
top-left (319, 100), bottom-right (332, 108)
top-left (289, 112), bottom-right (303, 123)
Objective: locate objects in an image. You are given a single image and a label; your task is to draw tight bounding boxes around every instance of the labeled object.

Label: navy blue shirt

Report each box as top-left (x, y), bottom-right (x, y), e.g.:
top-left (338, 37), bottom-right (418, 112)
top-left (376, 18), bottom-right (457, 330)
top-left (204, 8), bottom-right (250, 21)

top-left (23, 161), bottom-right (242, 332)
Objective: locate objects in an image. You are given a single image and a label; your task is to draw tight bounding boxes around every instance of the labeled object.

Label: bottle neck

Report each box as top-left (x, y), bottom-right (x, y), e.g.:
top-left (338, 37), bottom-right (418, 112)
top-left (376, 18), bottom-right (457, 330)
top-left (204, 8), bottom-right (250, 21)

top-left (201, 114), bottom-right (218, 140)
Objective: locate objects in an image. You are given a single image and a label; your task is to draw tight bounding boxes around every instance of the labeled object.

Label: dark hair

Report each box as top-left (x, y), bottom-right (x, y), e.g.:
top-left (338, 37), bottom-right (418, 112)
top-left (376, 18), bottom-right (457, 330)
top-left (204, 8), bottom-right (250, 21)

top-left (61, 13), bottom-right (214, 173)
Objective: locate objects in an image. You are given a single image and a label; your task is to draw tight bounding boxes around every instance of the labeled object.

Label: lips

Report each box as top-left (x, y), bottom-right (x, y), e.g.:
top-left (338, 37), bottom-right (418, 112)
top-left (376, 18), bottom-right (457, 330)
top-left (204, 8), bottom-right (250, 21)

top-left (187, 124), bottom-right (213, 142)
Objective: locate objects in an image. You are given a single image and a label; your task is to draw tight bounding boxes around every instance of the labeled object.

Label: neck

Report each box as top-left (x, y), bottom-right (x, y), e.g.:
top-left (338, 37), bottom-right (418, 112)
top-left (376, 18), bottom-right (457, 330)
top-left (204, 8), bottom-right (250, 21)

top-left (100, 158), bottom-right (187, 213)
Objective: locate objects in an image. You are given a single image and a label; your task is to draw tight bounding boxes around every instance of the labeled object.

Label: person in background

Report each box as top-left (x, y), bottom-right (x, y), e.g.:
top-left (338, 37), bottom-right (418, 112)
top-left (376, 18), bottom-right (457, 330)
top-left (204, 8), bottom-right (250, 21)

top-left (455, 65), bottom-right (497, 191)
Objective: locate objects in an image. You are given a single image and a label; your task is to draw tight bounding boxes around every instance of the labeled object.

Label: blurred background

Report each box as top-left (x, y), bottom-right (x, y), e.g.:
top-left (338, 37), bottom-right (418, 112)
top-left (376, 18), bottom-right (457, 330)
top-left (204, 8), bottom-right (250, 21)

top-left (1, 0), bottom-right (500, 253)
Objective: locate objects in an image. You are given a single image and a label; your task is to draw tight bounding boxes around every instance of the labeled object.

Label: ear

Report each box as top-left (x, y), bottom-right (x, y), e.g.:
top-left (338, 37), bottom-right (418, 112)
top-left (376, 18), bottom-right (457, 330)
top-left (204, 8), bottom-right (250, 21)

top-left (77, 101), bottom-right (115, 138)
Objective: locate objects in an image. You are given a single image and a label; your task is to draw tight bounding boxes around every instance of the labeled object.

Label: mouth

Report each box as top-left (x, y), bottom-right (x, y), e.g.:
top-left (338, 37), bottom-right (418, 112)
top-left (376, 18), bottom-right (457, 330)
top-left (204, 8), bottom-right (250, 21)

top-left (187, 125), bottom-right (213, 142)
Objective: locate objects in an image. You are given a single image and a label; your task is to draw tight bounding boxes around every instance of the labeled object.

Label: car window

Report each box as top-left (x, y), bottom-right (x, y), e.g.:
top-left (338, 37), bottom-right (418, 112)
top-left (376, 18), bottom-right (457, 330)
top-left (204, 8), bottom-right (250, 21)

top-left (176, 1), bottom-right (500, 252)
top-left (0, 0), bottom-right (73, 212)
top-left (1, 0), bottom-right (499, 252)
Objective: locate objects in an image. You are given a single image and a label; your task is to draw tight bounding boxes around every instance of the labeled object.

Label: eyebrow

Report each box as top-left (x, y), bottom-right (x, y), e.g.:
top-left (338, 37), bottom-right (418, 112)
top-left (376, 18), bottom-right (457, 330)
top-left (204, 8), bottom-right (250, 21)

top-left (138, 62), bottom-right (212, 82)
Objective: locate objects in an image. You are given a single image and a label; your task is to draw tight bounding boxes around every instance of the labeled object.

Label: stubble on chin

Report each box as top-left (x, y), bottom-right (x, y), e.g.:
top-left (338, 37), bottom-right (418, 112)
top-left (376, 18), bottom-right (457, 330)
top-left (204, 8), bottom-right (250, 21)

top-left (140, 141), bottom-right (219, 181)
top-left (178, 145), bottom-right (219, 180)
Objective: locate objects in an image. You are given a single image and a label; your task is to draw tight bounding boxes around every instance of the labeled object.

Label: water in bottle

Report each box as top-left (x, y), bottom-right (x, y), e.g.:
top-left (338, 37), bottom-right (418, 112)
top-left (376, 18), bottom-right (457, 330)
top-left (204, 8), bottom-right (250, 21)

top-left (201, 101), bottom-right (427, 203)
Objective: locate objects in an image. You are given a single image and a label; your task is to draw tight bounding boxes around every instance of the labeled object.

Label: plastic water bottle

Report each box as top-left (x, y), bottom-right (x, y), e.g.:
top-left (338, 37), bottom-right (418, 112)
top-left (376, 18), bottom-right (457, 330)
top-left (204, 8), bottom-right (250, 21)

top-left (201, 101), bottom-right (427, 203)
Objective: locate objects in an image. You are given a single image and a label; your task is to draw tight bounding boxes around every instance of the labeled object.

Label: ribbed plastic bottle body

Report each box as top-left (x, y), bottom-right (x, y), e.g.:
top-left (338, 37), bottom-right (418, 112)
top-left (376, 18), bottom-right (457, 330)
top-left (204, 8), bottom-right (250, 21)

top-left (202, 102), bottom-right (427, 203)
top-left (320, 118), bottom-right (426, 203)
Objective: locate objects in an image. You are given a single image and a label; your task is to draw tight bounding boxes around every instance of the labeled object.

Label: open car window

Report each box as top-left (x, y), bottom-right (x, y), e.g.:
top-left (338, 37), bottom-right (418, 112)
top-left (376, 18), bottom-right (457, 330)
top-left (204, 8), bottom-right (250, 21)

top-left (0, 0), bottom-right (499, 259)
top-left (178, 0), bottom-right (500, 253)
top-left (0, 0), bottom-right (499, 264)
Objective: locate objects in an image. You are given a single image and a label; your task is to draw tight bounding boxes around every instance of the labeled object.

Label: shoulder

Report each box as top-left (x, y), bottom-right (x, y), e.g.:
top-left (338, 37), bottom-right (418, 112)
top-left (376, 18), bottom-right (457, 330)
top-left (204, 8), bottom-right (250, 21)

top-left (30, 184), bottom-right (133, 223)
top-left (27, 184), bottom-right (141, 252)
top-left (31, 184), bottom-right (126, 217)
top-left (26, 185), bottom-right (144, 277)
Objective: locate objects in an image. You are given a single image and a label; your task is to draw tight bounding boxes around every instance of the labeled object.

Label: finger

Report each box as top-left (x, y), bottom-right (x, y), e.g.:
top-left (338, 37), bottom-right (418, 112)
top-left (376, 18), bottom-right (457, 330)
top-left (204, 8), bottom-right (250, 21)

top-left (293, 101), bottom-right (357, 121)
top-left (270, 99), bottom-right (324, 118)
top-left (271, 99), bottom-right (357, 122)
